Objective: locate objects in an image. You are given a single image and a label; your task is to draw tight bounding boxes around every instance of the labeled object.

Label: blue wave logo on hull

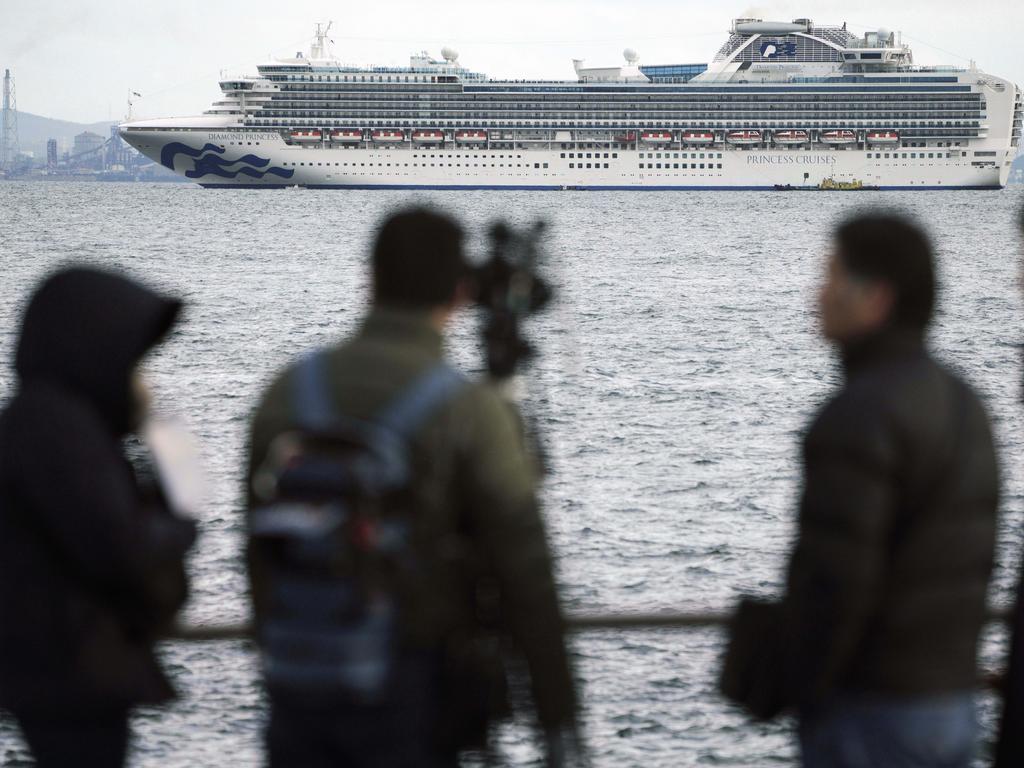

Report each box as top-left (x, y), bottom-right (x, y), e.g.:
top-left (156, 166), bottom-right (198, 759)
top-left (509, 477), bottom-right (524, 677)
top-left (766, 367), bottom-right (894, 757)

top-left (160, 142), bottom-right (294, 180)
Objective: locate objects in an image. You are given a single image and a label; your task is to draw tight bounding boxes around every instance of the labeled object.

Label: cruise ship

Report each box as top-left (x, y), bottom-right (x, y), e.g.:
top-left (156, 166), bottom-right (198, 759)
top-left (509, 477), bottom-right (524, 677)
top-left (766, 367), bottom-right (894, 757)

top-left (120, 18), bottom-right (1022, 189)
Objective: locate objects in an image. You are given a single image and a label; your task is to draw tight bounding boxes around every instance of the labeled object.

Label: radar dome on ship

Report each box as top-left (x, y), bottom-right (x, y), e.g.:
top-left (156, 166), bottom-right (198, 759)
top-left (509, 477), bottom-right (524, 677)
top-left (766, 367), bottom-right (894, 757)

top-left (441, 47), bottom-right (459, 62)
top-left (877, 28), bottom-right (891, 42)
top-left (623, 48), bottom-right (639, 64)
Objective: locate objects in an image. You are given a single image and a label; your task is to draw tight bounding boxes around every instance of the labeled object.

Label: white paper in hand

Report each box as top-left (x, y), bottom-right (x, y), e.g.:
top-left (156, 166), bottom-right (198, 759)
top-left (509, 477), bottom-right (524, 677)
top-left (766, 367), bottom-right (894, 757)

top-left (142, 417), bottom-right (207, 516)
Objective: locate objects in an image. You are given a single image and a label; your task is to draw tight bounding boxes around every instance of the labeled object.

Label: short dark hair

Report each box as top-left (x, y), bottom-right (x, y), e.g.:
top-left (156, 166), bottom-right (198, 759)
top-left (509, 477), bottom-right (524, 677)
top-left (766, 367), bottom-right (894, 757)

top-left (372, 208), bottom-right (467, 309)
top-left (835, 213), bottom-right (935, 330)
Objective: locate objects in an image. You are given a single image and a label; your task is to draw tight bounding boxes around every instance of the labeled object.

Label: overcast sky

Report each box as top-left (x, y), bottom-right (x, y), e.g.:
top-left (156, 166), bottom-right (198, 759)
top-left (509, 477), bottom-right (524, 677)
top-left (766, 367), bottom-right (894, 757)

top-left (3, 0), bottom-right (1022, 124)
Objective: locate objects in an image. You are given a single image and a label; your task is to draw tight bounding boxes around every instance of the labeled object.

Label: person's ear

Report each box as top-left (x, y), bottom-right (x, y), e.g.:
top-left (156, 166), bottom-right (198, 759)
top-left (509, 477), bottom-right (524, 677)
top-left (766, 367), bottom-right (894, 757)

top-left (865, 282), bottom-right (897, 330)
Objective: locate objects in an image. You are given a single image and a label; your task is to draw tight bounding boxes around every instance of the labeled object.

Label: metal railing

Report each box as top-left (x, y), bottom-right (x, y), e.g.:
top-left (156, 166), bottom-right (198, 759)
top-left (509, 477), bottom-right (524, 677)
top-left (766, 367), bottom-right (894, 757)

top-left (170, 607), bottom-right (1011, 641)
top-left (168, 608), bottom-right (1012, 691)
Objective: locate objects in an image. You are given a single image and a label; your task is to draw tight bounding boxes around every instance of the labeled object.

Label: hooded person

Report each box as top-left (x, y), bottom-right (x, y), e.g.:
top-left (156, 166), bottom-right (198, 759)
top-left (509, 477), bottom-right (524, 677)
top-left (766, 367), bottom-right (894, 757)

top-left (0, 267), bottom-right (198, 768)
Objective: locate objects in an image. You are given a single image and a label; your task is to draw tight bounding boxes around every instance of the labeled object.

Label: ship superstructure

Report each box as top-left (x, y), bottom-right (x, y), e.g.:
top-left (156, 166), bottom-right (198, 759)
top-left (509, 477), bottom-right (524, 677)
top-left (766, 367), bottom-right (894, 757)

top-left (120, 19), bottom-right (1022, 189)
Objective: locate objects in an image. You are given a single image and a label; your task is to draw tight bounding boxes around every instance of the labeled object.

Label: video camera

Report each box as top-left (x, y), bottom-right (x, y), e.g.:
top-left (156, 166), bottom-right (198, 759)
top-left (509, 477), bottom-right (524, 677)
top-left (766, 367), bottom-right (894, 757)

top-left (473, 221), bottom-right (553, 379)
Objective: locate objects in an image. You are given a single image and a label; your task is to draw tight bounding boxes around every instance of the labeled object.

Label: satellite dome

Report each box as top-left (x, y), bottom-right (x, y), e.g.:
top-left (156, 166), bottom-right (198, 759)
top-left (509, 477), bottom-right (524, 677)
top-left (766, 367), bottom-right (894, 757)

top-left (876, 28), bottom-right (890, 42)
top-left (441, 46), bottom-right (459, 62)
top-left (623, 48), bottom-right (639, 64)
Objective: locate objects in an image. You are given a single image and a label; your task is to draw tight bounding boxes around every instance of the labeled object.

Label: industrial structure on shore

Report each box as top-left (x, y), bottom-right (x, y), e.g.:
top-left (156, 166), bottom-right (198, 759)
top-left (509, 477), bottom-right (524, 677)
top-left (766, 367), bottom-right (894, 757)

top-left (1, 69), bottom-right (19, 175)
top-left (0, 67), bottom-right (180, 182)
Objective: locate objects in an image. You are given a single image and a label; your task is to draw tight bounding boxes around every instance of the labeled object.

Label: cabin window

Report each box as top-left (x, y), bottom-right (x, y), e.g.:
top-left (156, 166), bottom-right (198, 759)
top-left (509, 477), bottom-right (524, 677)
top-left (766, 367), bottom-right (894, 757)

top-left (569, 163), bottom-right (575, 168)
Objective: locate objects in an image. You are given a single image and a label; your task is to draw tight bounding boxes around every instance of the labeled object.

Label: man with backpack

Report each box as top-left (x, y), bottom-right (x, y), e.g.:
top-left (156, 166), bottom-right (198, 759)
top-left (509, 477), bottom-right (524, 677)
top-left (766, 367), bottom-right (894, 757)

top-left (245, 208), bottom-right (582, 767)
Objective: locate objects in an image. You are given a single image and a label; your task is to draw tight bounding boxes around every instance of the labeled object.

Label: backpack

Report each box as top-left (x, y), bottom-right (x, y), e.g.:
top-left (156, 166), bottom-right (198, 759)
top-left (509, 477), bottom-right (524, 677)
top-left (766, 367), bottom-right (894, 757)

top-left (248, 351), bottom-right (466, 703)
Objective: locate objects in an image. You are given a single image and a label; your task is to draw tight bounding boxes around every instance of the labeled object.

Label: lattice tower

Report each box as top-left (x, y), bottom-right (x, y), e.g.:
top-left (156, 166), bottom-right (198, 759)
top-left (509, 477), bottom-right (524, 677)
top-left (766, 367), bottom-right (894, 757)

top-left (1, 69), bottom-right (19, 171)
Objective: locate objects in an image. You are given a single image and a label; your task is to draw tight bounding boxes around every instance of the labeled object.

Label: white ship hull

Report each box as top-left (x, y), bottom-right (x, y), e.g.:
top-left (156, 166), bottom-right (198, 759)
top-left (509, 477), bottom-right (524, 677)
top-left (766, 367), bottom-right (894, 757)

top-left (123, 127), bottom-right (1010, 190)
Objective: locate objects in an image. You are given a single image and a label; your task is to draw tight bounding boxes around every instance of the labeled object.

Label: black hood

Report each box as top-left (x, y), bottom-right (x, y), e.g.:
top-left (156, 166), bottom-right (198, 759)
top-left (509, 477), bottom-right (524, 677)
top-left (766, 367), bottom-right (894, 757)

top-left (15, 267), bottom-right (182, 434)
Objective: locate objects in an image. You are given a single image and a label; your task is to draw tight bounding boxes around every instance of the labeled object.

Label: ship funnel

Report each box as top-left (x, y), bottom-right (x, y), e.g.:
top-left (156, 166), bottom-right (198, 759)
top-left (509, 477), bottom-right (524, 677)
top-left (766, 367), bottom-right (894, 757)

top-left (735, 20), bottom-right (807, 35)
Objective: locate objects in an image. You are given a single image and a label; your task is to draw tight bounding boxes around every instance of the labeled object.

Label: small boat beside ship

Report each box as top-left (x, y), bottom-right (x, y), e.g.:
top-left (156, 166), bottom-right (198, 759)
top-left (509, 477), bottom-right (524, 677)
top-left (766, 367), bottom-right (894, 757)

top-left (774, 177), bottom-right (880, 191)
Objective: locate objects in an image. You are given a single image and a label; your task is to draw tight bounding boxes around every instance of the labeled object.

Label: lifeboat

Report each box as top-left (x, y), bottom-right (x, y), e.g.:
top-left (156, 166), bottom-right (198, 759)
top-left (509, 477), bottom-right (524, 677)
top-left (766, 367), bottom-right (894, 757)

top-left (412, 129), bottom-right (445, 144)
top-left (615, 131), bottom-right (637, 143)
top-left (371, 129), bottom-right (405, 143)
top-left (866, 130), bottom-right (900, 144)
top-left (329, 129), bottom-right (363, 143)
top-left (773, 130), bottom-right (808, 145)
top-left (455, 129), bottom-right (487, 144)
top-left (289, 129), bottom-right (322, 143)
top-left (821, 129), bottom-right (857, 145)
top-left (726, 130), bottom-right (761, 145)
top-left (681, 130), bottom-right (715, 144)
top-left (640, 130), bottom-right (673, 144)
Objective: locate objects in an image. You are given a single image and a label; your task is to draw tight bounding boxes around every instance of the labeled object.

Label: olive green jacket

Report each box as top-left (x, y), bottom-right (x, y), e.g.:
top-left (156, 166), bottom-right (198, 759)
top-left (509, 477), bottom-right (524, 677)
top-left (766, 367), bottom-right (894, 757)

top-left (245, 307), bottom-right (577, 728)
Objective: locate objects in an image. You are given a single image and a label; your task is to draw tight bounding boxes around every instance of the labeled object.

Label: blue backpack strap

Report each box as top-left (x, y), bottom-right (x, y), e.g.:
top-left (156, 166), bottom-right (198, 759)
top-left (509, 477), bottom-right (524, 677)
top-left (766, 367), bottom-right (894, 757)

top-left (375, 363), bottom-right (466, 439)
top-left (292, 350), bottom-right (335, 429)
top-left (291, 353), bottom-right (464, 436)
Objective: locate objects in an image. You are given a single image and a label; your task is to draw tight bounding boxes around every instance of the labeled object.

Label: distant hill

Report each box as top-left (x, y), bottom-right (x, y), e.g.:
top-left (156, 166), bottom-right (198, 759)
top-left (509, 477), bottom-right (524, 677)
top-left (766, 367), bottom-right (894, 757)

top-left (4, 111), bottom-right (116, 158)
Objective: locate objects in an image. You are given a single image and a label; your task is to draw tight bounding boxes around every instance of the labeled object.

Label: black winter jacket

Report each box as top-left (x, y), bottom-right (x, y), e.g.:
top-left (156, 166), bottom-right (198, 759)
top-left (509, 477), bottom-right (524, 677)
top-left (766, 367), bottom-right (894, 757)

top-left (725, 329), bottom-right (999, 715)
top-left (0, 268), bottom-right (196, 713)
top-left (784, 330), bottom-right (998, 704)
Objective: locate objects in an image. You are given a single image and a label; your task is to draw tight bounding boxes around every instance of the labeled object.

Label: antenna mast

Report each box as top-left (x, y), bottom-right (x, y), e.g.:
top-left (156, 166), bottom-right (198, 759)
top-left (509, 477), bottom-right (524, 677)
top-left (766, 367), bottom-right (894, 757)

top-left (311, 21), bottom-right (334, 59)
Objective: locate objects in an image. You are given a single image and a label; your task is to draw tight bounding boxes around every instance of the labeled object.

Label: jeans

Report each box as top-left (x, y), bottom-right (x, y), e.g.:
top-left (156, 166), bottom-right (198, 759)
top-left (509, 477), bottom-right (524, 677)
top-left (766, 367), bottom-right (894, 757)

top-left (14, 708), bottom-right (129, 768)
top-left (799, 693), bottom-right (977, 768)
